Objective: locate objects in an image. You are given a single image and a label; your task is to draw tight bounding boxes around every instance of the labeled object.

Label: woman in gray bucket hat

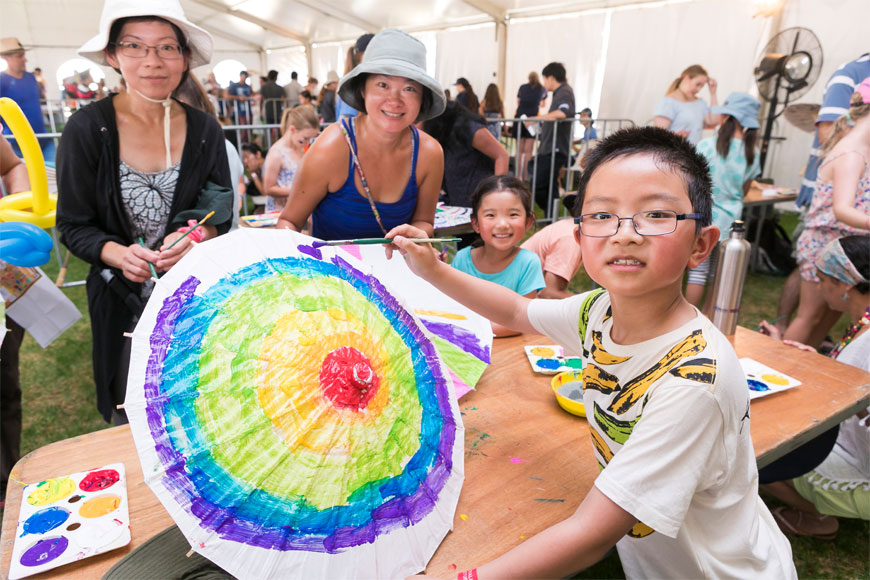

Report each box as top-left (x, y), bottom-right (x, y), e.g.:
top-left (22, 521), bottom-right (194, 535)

top-left (277, 28), bottom-right (446, 240)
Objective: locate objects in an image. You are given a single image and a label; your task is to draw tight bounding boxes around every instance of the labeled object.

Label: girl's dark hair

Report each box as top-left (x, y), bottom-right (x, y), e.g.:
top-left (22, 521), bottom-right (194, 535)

top-left (470, 175), bottom-right (533, 219)
top-left (456, 79), bottom-right (479, 112)
top-left (573, 126), bottom-right (713, 231)
top-left (716, 116), bottom-right (758, 166)
top-left (106, 17), bottom-right (190, 86)
top-left (173, 75), bottom-right (214, 116)
top-left (839, 236), bottom-right (870, 294)
top-left (482, 83), bottom-right (503, 115)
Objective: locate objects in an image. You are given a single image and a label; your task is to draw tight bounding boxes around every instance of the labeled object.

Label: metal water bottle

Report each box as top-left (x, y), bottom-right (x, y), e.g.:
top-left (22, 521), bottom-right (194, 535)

top-left (709, 220), bottom-right (751, 336)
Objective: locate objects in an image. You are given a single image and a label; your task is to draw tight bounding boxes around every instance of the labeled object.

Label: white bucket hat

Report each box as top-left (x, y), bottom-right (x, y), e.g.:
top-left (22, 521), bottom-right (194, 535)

top-left (78, 0), bottom-right (213, 69)
top-left (338, 29), bottom-right (445, 123)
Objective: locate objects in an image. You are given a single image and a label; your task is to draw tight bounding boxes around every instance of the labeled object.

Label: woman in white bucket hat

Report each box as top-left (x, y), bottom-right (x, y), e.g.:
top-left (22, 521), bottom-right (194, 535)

top-left (277, 28), bottom-right (446, 241)
top-left (55, 0), bottom-right (233, 425)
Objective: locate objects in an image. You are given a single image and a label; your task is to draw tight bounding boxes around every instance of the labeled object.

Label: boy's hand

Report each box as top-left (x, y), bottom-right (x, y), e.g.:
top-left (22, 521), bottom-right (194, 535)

top-left (384, 224), bottom-right (440, 279)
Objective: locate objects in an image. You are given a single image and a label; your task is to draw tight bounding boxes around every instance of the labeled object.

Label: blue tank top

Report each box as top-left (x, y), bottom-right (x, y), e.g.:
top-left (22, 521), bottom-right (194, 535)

top-left (312, 118), bottom-right (420, 240)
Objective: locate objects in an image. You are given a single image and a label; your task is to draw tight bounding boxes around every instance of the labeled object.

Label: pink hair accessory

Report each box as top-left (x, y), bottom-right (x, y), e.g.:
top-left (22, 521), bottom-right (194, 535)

top-left (856, 77), bottom-right (870, 105)
top-left (177, 219), bottom-right (205, 243)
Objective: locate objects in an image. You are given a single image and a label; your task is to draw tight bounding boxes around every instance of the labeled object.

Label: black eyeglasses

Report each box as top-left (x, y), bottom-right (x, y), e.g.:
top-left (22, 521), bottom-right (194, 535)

top-left (574, 210), bottom-right (701, 237)
top-left (113, 41), bottom-right (184, 60)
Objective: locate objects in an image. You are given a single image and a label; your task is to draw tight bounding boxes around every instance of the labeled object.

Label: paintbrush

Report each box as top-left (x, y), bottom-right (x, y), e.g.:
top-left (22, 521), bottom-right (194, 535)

top-left (312, 237), bottom-right (461, 248)
top-left (137, 237), bottom-right (159, 281)
top-left (166, 211), bottom-right (215, 250)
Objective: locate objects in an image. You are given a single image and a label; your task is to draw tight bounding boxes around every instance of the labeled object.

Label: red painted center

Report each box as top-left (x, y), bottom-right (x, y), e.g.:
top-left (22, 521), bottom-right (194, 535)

top-left (319, 347), bottom-right (380, 411)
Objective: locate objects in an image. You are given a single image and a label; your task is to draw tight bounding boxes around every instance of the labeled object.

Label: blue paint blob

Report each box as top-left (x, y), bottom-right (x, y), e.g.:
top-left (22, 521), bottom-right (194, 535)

top-left (21, 507), bottom-right (70, 537)
top-left (536, 358), bottom-right (561, 370)
top-left (748, 379), bottom-right (770, 392)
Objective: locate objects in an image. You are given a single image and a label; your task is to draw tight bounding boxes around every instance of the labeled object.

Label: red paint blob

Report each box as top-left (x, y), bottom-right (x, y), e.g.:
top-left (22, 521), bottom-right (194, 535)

top-left (78, 469), bottom-right (120, 492)
top-left (319, 347), bottom-right (380, 411)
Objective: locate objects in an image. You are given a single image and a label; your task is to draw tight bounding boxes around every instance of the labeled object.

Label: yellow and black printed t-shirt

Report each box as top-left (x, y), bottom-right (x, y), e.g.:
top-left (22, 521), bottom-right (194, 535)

top-left (527, 291), bottom-right (796, 579)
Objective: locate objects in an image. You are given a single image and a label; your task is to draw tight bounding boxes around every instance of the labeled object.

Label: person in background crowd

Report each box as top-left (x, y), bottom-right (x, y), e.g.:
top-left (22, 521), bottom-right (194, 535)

top-left (335, 33), bottom-right (374, 119)
top-left (242, 142), bottom-right (265, 213)
top-left (444, 88), bottom-right (452, 101)
top-left (521, 217), bottom-right (585, 299)
top-left (454, 77), bottom-right (479, 112)
top-left (56, 0), bottom-right (233, 425)
top-left (0, 129), bottom-right (30, 508)
top-left (284, 70), bottom-right (302, 108)
top-left (227, 69), bottom-right (252, 125)
top-left (528, 62), bottom-right (575, 213)
top-left (515, 71), bottom-right (548, 181)
top-left (479, 82), bottom-right (505, 140)
top-left (653, 64), bottom-right (721, 145)
top-left (32, 66), bottom-right (47, 101)
top-left (259, 69), bottom-right (285, 137)
top-left (262, 105), bottom-right (320, 213)
top-left (784, 80), bottom-right (870, 348)
top-left (319, 70), bottom-right (339, 124)
top-left (773, 53), bottom-right (870, 338)
top-left (305, 77), bottom-right (319, 107)
top-left (423, 100), bottom-right (509, 210)
top-left (299, 90), bottom-right (313, 108)
top-left (579, 107), bottom-right (597, 141)
top-left (0, 37), bottom-right (55, 162)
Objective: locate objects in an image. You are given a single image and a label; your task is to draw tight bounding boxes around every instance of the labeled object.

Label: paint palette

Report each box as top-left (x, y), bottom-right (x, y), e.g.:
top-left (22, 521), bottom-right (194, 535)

top-left (524, 345), bottom-right (584, 374)
top-left (240, 210), bottom-right (280, 228)
top-left (9, 463), bottom-right (131, 580)
top-left (739, 358), bottom-right (801, 400)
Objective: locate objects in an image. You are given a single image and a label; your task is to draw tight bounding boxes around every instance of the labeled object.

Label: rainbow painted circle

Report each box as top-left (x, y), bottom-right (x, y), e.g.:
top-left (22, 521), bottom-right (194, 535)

top-left (142, 252), bottom-right (456, 553)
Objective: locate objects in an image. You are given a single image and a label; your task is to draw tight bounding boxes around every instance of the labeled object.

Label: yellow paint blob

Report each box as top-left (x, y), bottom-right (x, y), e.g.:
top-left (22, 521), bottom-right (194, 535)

top-left (530, 347), bottom-right (556, 357)
top-left (761, 374), bottom-right (789, 386)
top-left (79, 495), bottom-right (122, 518)
top-left (26, 477), bottom-right (76, 506)
top-left (414, 309), bottom-right (467, 320)
top-left (459, 514), bottom-right (469, 521)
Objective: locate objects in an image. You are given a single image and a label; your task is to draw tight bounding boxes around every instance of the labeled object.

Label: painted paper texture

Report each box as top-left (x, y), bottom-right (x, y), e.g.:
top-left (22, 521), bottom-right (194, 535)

top-left (125, 229), bottom-right (466, 579)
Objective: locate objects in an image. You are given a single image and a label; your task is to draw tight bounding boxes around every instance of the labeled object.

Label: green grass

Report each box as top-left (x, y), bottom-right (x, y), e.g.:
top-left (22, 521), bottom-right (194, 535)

top-left (7, 212), bottom-right (867, 577)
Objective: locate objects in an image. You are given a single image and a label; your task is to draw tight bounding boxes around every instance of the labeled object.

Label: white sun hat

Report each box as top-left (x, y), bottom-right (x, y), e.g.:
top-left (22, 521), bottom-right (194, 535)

top-left (78, 0), bottom-right (213, 69)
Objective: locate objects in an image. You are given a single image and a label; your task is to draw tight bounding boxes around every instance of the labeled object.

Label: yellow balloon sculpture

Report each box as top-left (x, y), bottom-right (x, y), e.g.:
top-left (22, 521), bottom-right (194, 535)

top-left (0, 97), bottom-right (56, 228)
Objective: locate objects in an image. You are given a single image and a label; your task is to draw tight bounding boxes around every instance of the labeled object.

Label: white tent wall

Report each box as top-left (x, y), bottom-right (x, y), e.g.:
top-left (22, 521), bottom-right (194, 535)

top-left (265, 46), bottom-right (308, 87)
top-left (309, 41), bottom-right (355, 86)
top-left (434, 24), bottom-right (499, 103)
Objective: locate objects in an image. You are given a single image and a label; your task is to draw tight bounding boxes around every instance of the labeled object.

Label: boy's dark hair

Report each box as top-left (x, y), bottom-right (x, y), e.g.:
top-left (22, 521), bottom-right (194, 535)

top-left (267, 70), bottom-right (279, 81)
top-left (572, 126), bottom-right (713, 230)
top-left (541, 62), bottom-right (566, 84)
top-left (241, 143), bottom-right (263, 157)
top-left (291, 71), bottom-right (298, 80)
top-left (839, 235), bottom-right (870, 294)
top-left (240, 70), bottom-right (248, 78)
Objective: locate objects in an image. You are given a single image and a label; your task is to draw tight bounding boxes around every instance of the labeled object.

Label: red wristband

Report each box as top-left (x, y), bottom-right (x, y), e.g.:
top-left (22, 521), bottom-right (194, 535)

top-left (457, 569), bottom-right (478, 580)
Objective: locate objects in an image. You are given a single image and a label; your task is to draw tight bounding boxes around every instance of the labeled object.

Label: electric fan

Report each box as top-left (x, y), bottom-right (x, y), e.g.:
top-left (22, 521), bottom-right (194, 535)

top-left (754, 27), bottom-right (823, 173)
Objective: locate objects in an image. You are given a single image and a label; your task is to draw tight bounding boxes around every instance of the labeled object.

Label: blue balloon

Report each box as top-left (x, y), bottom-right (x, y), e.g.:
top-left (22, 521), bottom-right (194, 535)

top-left (0, 221), bottom-right (53, 267)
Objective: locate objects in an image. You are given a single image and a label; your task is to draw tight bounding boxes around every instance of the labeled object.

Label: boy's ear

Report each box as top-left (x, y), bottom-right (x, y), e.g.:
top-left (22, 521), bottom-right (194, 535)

top-left (687, 225), bottom-right (719, 269)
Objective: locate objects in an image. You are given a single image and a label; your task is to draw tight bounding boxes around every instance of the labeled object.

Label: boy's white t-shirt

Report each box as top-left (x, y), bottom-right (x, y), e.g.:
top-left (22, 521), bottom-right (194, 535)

top-left (528, 291), bottom-right (796, 579)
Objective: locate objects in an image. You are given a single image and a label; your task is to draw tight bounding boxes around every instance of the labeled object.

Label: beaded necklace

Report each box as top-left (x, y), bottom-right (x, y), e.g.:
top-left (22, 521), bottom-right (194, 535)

top-left (829, 306), bottom-right (870, 359)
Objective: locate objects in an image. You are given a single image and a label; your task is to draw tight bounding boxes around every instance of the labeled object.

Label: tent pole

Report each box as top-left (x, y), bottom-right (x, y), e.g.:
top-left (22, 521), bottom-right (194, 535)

top-left (496, 20), bottom-right (507, 98)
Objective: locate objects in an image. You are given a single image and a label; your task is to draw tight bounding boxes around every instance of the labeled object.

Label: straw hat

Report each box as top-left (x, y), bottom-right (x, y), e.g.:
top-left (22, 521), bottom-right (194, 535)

top-left (78, 0), bottom-right (213, 69)
top-left (0, 37), bottom-right (27, 55)
top-left (338, 29), bottom-right (445, 122)
top-left (326, 70), bottom-right (340, 85)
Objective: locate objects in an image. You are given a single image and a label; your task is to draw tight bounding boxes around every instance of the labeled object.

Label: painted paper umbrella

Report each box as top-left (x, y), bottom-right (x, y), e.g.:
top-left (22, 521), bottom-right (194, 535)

top-left (125, 229), bottom-right (465, 579)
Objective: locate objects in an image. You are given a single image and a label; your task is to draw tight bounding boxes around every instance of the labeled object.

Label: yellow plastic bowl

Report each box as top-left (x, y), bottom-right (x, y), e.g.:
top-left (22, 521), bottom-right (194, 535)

top-left (550, 370), bottom-right (585, 417)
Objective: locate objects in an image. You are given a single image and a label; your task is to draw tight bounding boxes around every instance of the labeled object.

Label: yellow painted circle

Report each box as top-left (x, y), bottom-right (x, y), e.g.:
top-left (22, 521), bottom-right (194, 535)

top-left (26, 477), bottom-right (76, 506)
top-left (79, 495), bottom-right (122, 518)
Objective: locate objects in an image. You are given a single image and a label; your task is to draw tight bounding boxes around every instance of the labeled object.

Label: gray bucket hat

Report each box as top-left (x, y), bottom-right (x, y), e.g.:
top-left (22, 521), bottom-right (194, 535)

top-left (337, 29), bottom-right (445, 123)
top-left (711, 92), bottom-right (761, 130)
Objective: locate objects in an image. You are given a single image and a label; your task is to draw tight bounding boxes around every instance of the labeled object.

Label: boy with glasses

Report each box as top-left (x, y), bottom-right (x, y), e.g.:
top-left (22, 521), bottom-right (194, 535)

top-left (389, 126), bottom-right (796, 579)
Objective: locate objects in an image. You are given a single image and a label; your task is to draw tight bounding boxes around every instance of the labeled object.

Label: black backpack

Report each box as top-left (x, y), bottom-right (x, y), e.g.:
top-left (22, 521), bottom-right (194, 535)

top-left (746, 214), bottom-right (797, 275)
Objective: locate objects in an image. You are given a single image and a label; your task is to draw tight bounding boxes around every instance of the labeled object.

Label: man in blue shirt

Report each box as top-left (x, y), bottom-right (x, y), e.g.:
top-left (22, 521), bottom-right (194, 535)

top-left (0, 37), bottom-right (54, 162)
top-left (227, 70), bottom-right (253, 126)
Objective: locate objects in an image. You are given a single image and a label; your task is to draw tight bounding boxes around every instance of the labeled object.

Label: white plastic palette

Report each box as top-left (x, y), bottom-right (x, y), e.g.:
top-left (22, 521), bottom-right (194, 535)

top-left (9, 462), bottom-right (131, 580)
top-left (740, 358), bottom-right (802, 400)
top-left (524, 345), bottom-right (584, 375)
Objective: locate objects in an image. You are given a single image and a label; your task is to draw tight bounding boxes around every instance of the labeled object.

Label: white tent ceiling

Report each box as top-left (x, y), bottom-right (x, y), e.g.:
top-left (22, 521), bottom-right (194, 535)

top-left (3, 0), bottom-right (868, 188)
